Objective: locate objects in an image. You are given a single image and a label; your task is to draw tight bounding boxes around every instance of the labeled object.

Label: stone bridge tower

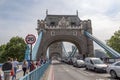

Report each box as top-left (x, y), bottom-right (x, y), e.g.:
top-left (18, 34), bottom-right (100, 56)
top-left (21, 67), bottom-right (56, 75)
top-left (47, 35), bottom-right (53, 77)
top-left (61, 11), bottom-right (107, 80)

top-left (36, 11), bottom-right (94, 59)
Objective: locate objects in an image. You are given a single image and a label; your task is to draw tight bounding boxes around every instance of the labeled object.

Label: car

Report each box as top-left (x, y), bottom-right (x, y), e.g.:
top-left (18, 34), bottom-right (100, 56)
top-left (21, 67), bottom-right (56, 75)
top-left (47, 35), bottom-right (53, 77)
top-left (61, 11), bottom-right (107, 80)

top-left (85, 57), bottom-right (107, 72)
top-left (73, 59), bottom-right (85, 68)
top-left (107, 61), bottom-right (120, 79)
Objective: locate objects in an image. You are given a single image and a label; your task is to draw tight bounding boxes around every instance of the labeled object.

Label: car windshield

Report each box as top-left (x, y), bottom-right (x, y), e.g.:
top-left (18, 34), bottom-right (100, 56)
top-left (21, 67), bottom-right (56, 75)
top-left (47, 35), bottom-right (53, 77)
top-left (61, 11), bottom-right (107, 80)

top-left (92, 59), bottom-right (103, 64)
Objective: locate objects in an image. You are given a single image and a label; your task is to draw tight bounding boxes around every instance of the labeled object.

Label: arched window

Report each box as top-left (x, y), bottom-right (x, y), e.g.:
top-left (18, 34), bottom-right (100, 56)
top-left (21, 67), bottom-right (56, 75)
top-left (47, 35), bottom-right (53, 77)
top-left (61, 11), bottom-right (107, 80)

top-left (71, 22), bottom-right (76, 26)
top-left (51, 31), bottom-right (55, 36)
top-left (50, 22), bottom-right (55, 26)
top-left (73, 31), bottom-right (77, 36)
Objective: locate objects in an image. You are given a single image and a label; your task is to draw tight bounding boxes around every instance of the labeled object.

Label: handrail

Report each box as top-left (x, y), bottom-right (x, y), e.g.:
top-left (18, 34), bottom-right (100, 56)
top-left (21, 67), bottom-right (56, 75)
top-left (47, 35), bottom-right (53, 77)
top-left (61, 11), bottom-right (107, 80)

top-left (19, 61), bottom-right (50, 80)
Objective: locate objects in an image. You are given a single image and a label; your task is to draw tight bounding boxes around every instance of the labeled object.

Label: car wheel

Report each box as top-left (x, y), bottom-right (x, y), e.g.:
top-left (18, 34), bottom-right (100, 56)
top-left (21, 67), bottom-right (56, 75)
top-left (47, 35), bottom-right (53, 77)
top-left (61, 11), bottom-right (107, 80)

top-left (110, 70), bottom-right (117, 78)
top-left (73, 63), bottom-right (75, 67)
top-left (85, 66), bottom-right (88, 70)
top-left (94, 68), bottom-right (98, 72)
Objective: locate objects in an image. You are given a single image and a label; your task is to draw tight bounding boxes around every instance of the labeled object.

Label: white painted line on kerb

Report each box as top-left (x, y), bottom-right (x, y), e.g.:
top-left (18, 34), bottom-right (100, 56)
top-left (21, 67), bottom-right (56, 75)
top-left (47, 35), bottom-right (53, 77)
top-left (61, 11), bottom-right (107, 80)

top-left (47, 65), bottom-right (54, 80)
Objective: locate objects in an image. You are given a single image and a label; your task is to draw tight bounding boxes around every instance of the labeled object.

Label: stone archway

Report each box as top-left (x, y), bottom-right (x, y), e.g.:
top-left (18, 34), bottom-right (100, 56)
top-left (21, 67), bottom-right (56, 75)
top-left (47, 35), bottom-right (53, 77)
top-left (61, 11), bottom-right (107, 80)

top-left (50, 52), bottom-right (61, 60)
top-left (36, 35), bottom-right (87, 59)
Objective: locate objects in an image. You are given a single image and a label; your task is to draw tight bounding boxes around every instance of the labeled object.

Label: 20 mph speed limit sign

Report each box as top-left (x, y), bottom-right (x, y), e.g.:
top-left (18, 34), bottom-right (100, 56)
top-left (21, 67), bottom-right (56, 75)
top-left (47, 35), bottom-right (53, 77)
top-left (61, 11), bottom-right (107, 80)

top-left (25, 34), bottom-right (36, 44)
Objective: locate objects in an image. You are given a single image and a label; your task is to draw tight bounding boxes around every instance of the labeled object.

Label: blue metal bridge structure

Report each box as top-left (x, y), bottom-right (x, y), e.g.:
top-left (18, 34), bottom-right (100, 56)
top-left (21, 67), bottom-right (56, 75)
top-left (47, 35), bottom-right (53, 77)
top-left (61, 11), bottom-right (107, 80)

top-left (20, 29), bottom-right (120, 80)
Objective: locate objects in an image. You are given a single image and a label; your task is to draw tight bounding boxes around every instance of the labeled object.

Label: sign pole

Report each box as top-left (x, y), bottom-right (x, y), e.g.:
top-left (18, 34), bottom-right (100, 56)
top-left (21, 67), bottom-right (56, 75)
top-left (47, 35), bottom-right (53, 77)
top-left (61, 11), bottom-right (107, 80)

top-left (30, 44), bottom-right (32, 62)
top-left (25, 34), bottom-right (36, 72)
top-left (30, 44), bottom-right (32, 72)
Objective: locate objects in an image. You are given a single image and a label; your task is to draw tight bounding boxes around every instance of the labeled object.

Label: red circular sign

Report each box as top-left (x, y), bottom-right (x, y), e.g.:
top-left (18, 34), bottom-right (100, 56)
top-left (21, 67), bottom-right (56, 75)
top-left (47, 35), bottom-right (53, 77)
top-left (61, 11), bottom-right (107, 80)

top-left (25, 34), bottom-right (36, 44)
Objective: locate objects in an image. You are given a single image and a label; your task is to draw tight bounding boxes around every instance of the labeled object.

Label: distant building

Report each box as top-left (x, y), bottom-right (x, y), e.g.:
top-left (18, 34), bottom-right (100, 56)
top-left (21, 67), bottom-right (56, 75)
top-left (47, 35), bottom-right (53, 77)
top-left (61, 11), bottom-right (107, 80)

top-left (94, 49), bottom-right (109, 58)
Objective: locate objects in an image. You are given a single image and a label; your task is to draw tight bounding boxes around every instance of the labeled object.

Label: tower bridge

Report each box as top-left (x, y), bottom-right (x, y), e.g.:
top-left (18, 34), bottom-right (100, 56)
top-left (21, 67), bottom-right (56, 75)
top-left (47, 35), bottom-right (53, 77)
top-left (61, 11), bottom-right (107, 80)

top-left (21, 12), bottom-right (120, 80)
top-left (35, 12), bottom-right (93, 59)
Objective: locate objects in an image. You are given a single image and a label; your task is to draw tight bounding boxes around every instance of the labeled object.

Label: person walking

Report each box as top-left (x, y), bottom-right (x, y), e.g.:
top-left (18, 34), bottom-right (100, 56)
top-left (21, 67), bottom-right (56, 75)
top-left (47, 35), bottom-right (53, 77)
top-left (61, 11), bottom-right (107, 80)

top-left (30, 60), bottom-right (36, 72)
top-left (12, 58), bottom-right (19, 80)
top-left (10, 58), bottom-right (15, 80)
top-left (22, 60), bottom-right (28, 76)
top-left (2, 57), bottom-right (12, 80)
top-left (36, 58), bottom-right (41, 68)
top-left (40, 58), bottom-right (44, 65)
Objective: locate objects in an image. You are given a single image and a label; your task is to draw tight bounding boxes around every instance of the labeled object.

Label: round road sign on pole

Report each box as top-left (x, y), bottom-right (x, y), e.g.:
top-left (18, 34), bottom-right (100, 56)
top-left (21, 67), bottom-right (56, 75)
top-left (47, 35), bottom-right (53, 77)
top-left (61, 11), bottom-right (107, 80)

top-left (25, 34), bottom-right (36, 44)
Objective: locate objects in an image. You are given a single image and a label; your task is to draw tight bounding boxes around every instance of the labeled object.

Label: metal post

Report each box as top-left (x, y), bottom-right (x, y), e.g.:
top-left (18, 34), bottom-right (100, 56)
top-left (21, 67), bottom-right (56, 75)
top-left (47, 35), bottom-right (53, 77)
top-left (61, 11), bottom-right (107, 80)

top-left (30, 44), bottom-right (32, 61)
top-left (30, 44), bottom-right (32, 72)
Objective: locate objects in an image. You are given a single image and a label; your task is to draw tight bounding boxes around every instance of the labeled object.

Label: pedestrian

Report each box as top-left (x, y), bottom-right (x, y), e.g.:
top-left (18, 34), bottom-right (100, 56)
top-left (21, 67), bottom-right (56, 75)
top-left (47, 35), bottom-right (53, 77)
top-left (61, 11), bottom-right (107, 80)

top-left (30, 60), bottom-right (36, 72)
top-left (22, 60), bottom-right (28, 76)
top-left (2, 57), bottom-right (12, 80)
top-left (12, 58), bottom-right (19, 80)
top-left (40, 58), bottom-right (44, 65)
top-left (43, 58), bottom-right (47, 64)
top-left (36, 58), bottom-right (41, 68)
top-left (10, 58), bottom-right (15, 80)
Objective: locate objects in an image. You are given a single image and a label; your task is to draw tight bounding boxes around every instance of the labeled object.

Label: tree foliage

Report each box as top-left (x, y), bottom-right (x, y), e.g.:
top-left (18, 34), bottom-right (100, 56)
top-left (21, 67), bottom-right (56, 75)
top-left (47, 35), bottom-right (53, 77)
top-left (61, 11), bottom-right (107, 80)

top-left (0, 44), bottom-right (6, 62)
top-left (107, 29), bottom-right (120, 53)
top-left (0, 36), bottom-right (26, 62)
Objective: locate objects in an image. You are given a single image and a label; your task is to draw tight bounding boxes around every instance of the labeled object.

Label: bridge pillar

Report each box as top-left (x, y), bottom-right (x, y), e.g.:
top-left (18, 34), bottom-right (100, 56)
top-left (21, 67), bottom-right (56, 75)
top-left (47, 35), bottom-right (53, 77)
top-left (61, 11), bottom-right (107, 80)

top-left (82, 20), bottom-right (94, 57)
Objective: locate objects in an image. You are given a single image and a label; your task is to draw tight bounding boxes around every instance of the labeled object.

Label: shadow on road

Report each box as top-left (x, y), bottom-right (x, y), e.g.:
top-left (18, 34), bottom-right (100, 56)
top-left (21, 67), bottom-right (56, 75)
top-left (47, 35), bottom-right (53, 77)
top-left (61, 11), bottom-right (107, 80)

top-left (83, 68), bottom-right (107, 74)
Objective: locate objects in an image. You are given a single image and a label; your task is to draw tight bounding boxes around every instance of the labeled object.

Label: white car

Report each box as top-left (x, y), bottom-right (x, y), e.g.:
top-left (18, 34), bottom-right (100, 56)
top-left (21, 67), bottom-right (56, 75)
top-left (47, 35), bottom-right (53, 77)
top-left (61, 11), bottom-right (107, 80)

top-left (85, 57), bottom-right (107, 72)
top-left (73, 59), bottom-right (85, 67)
top-left (107, 61), bottom-right (120, 78)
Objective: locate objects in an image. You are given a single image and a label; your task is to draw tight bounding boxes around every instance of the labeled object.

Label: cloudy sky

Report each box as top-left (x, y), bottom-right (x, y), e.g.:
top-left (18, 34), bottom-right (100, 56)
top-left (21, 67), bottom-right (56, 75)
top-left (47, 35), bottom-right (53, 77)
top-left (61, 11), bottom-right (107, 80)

top-left (0, 0), bottom-right (120, 51)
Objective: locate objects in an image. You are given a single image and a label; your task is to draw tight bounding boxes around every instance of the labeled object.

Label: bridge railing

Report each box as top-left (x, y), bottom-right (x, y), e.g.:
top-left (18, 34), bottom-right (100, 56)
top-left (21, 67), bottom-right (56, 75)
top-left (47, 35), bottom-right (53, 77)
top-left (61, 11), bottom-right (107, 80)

top-left (19, 61), bottom-right (50, 80)
top-left (62, 43), bottom-right (69, 57)
top-left (69, 46), bottom-right (77, 58)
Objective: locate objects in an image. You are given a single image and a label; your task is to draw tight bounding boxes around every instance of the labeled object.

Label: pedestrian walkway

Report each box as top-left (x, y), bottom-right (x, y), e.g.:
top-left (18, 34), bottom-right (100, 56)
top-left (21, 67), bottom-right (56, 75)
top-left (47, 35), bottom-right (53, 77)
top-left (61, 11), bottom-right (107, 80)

top-left (41, 61), bottom-right (55, 80)
top-left (15, 69), bottom-right (23, 80)
top-left (40, 65), bottom-right (52, 80)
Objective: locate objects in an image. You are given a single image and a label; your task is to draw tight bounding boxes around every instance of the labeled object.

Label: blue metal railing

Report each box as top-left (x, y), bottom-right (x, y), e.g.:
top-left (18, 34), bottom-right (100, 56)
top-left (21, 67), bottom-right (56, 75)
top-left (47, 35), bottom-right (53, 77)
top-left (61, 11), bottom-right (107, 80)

top-left (25, 44), bottom-right (30, 60)
top-left (32, 31), bottom-right (43, 60)
top-left (69, 47), bottom-right (77, 58)
top-left (62, 43), bottom-right (77, 59)
top-left (62, 43), bottom-right (69, 57)
top-left (19, 61), bottom-right (50, 80)
top-left (84, 31), bottom-right (120, 58)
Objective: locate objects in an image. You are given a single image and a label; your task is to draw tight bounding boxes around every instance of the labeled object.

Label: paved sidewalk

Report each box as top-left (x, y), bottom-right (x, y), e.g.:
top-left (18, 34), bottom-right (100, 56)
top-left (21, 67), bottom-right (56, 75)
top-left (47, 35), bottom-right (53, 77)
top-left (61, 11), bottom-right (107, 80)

top-left (16, 69), bottom-right (23, 80)
top-left (41, 62), bottom-right (55, 80)
top-left (40, 66), bottom-right (50, 80)
top-left (46, 65), bottom-right (54, 80)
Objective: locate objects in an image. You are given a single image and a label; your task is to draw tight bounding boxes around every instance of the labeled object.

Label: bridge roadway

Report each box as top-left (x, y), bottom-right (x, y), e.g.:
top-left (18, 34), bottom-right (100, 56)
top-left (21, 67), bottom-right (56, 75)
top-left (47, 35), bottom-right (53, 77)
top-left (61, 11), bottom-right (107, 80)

top-left (43, 60), bottom-right (115, 80)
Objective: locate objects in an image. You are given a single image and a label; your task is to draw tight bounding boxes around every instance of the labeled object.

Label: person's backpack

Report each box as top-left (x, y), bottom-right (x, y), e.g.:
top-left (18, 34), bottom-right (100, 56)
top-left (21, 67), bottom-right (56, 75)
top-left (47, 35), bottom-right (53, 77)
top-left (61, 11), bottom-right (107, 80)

top-left (2, 62), bottom-right (12, 71)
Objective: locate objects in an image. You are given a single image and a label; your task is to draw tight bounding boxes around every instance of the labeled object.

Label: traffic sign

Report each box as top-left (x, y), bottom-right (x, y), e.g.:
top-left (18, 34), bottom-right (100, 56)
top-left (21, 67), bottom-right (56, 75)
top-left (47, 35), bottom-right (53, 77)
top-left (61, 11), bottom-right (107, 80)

top-left (25, 34), bottom-right (36, 44)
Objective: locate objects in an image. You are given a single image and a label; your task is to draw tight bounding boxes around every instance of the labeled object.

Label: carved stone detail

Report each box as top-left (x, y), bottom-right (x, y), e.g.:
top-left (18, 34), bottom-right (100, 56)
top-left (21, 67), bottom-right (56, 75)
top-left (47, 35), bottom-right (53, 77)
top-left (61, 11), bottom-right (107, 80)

top-left (58, 17), bottom-right (69, 28)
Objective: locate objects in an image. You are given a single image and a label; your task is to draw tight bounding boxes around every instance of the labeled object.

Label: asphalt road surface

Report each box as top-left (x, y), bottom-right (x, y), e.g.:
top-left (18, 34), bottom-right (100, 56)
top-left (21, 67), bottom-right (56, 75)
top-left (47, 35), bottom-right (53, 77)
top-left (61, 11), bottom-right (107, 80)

top-left (51, 60), bottom-right (118, 80)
